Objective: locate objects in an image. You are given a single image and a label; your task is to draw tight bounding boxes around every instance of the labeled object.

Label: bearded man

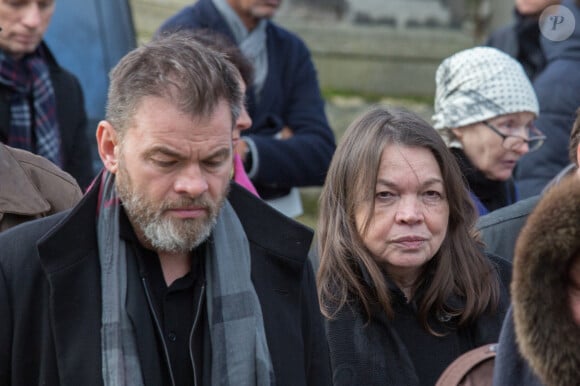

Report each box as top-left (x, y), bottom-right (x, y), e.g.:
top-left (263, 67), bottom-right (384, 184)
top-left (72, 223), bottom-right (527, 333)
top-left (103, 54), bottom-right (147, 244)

top-left (0, 31), bottom-right (331, 386)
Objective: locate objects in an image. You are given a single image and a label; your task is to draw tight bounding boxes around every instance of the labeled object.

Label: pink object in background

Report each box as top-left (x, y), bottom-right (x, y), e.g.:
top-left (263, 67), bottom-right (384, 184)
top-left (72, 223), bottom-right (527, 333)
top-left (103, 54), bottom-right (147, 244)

top-left (233, 153), bottom-right (259, 197)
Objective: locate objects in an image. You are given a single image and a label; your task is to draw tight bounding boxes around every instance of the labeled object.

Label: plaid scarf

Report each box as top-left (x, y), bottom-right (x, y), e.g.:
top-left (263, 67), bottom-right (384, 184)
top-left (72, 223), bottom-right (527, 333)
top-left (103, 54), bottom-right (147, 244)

top-left (96, 170), bottom-right (274, 385)
top-left (0, 46), bottom-right (62, 166)
top-left (97, 171), bottom-right (144, 386)
top-left (204, 189), bottom-right (275, 386)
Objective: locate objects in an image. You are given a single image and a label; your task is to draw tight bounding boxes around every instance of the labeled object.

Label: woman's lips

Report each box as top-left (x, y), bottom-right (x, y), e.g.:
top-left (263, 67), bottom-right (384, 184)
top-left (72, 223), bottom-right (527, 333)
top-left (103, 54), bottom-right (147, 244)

top-left (501, 159), bottom-right (517, 169)
top-left (392, 236), bottom-right (427, 249)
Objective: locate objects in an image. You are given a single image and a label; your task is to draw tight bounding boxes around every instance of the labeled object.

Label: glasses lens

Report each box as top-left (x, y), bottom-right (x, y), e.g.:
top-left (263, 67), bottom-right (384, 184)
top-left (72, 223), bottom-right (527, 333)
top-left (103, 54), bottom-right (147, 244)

top-left (527, 137), bottom-right (545, 152)
top-left (486, 121), bottom-right (545, 152)
top-left (503, 136), bottom-right (545, 152)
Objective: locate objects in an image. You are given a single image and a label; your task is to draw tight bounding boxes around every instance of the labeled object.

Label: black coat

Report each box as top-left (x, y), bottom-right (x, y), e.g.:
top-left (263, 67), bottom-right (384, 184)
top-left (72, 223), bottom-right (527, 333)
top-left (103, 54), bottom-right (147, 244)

top-left (0, 182), bottom-right (331, 386)
top-left (326, 254), bottom-right (511, 386)
top-left (0, 42), bottom-right (94, 189)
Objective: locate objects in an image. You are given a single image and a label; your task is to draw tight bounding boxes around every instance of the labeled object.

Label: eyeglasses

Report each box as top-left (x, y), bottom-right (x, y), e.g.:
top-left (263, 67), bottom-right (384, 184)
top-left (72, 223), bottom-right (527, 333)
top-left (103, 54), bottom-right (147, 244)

top-left (482, 121), bottom-right (546, 153)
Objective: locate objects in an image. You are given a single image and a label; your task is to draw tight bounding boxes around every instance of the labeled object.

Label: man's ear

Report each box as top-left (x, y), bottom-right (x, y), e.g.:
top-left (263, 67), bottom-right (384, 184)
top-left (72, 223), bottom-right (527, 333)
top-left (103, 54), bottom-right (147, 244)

top-left (96, 120), bottom-right (120, 174)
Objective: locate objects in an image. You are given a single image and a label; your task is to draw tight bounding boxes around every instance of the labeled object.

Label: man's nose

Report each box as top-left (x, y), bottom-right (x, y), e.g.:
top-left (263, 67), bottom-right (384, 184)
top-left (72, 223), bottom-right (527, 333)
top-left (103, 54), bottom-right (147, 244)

top-left (21, 4), bottom-right (43, 28)
top-left (173, 164), bottom-right (208, 196)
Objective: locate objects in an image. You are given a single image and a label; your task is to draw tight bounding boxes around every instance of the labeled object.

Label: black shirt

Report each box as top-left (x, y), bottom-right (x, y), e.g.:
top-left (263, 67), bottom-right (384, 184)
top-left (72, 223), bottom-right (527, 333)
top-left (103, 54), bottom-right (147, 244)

top-left (119, 207), bottom-right (206, 386)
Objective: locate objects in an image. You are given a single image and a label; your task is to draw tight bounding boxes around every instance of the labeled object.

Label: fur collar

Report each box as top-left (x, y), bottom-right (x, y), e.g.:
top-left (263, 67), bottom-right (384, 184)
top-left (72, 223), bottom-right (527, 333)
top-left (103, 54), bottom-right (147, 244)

top-left (512, 175), bottom-right (580, 386)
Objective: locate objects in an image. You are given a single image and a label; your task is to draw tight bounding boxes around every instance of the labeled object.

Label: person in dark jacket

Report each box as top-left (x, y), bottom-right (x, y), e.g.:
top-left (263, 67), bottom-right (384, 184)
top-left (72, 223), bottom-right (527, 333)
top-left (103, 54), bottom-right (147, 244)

top-left (317, 106), bottom-right (511, 386)
top-left (0, 142), bottom-right (82, 232)
top-left (433, 46), bottom-right (545, 215)
top-left (492, 175), bottom-right (580, 386)
top-left (0, 31), bottom-right (331, 386)
top-left (478, 106), bottom-right (580, 261)
top-left (157, 0), bottom-right (336, 217)
top-left (485, 0), bottom-right (560, 80)
top-left (515, 0), bottom-right (580, 198)
top-left (191, 29), bottom-right (258, 197)
top-left (0, 0), bottom-right (94, 189)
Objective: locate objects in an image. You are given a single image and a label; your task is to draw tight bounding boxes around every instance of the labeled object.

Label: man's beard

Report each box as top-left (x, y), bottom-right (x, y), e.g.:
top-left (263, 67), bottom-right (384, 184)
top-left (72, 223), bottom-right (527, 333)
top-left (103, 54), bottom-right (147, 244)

top-left (115, 165), bottom-right (228, 254)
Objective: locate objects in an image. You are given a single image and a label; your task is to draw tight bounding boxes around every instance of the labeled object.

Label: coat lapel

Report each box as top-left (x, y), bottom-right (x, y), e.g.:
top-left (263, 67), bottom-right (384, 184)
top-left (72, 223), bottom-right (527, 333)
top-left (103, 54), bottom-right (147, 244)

top-left (38, 186), bottom-right (103, 384)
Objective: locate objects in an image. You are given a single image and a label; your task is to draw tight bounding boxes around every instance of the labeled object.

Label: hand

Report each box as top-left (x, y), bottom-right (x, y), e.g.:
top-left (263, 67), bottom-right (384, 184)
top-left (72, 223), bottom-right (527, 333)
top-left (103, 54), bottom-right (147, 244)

top-left (276, 126), bottom-right (294, 140)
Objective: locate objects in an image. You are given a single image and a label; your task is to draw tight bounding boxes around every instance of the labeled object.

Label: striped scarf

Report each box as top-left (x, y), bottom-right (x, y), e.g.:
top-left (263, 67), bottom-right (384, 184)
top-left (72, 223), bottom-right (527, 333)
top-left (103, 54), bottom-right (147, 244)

top-left (0, 46), bottom-right (62, 166)
top-left (96, 170), bottom-right (274, 385)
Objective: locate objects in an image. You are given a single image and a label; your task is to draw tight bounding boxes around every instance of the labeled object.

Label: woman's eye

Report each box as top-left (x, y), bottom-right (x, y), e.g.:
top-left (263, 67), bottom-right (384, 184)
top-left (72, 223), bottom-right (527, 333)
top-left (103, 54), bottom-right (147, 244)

top-left (504, 120), bottom-right (514, 128)
top-left (500, 120), bottom-right (518, 132)
top-left (376, 191), bottom-right (395, 200)
top-left (423, 190), bottom-right (443, 202)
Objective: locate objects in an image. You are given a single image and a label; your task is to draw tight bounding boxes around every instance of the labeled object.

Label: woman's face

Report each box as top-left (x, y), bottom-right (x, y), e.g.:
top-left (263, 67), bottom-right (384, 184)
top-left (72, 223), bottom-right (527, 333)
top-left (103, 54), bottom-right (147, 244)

top-left (452, 111), bottom-right (535, 181)
top-left (355, 144), bottom-right (450, 286)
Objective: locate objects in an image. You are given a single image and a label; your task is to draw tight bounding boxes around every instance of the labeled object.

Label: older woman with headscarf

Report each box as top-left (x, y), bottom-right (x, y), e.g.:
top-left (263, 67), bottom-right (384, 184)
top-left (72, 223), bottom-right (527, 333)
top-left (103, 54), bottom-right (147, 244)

top-left (433, 46), bottom-right (545, 215)
top-left (317, 106), bottom-right (511, 386)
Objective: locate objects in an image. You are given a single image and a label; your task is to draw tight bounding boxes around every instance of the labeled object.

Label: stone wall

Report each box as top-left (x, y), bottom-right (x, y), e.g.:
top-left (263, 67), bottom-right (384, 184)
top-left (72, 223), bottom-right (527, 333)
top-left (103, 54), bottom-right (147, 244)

top-left (281, 21), bottom-right (473, 97)
top-left (129, 0), bottom-right (481, 97)
top-left (129, 0), bottom-right (183, 40)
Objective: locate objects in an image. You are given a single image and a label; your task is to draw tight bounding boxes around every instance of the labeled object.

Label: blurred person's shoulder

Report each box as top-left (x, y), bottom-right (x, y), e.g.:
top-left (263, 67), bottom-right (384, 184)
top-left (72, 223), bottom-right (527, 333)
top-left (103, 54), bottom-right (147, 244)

top-left (2, 144), bottom-right (81, 189)
top-left (477, 196), bottom-right (540, 230)
top-left (0, 143), bottom-right (83, 233)
top-left (477, 196), bottom-right (541, 261)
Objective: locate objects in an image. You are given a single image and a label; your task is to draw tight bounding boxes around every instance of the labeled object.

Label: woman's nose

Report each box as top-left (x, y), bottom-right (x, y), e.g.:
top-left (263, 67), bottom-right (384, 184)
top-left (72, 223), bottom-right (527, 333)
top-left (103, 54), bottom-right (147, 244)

top-left (513, 140), bottom-right (530, 156)
top-left (395, 197), bottom-right (423, 224)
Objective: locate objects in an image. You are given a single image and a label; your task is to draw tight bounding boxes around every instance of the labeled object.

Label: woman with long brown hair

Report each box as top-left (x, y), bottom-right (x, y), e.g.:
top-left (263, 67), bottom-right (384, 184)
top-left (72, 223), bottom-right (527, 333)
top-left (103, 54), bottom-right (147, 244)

top-left (317, 106), bottom-right (511, 386)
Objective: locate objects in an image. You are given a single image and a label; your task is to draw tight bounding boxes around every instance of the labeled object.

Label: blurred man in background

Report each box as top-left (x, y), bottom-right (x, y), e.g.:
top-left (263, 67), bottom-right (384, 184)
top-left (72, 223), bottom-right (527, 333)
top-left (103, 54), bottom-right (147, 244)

top-left (0, 0), bottom-right (93, 188)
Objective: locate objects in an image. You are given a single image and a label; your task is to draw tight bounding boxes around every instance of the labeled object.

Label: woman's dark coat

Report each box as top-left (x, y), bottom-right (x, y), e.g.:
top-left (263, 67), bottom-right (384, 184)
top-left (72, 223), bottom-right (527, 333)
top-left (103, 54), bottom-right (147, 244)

top-left (326, 254), bottom-right (511, 386)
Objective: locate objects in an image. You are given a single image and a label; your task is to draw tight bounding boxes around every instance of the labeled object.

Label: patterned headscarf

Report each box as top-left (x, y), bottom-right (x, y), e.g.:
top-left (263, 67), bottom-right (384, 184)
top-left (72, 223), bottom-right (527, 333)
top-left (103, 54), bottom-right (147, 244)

top-left (432, 47), bottom-right (539, 137)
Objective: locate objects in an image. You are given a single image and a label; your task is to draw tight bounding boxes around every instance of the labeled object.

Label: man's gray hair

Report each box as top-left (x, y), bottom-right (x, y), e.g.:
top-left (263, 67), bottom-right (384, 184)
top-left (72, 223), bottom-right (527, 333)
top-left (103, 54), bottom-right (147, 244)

top-left (106, 30), bottom-right (243, 135)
